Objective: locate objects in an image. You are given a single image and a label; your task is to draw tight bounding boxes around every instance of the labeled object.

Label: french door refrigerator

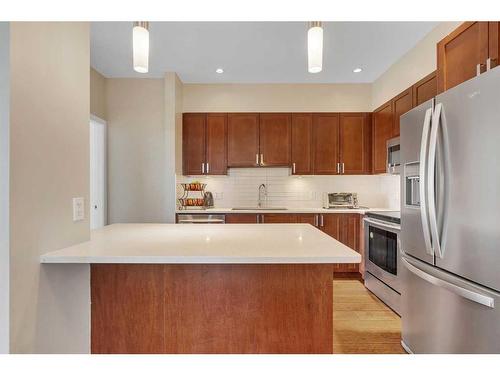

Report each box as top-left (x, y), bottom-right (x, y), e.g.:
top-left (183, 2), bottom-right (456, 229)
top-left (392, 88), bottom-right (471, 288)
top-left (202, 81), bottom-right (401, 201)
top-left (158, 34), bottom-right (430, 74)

top-left (400, 67), bottom-right (500, 354)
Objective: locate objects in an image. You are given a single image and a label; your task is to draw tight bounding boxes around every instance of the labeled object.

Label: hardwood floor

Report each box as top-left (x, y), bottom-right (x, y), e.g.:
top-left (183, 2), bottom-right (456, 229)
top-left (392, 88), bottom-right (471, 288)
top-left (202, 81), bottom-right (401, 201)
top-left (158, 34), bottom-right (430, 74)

top-left (333, 278), bottom-right (406, 354)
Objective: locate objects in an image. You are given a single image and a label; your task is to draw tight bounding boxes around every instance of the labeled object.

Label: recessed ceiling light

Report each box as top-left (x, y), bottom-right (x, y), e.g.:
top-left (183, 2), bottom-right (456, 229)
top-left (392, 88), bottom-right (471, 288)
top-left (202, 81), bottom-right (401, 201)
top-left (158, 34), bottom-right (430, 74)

top-left (353, 68), bottom-right (363, 73)
top-left (216, 68), bottom-right (224, 74)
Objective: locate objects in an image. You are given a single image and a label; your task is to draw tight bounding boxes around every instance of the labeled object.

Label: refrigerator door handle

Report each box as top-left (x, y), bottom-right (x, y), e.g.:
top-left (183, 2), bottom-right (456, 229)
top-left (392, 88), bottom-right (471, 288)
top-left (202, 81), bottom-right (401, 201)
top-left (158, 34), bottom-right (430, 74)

top-left (419, 107), bottom-right (434, 256)
top-left (428, 103), bottom-right (443, 258)
top-left (402, 257), bottom-right (495, 308)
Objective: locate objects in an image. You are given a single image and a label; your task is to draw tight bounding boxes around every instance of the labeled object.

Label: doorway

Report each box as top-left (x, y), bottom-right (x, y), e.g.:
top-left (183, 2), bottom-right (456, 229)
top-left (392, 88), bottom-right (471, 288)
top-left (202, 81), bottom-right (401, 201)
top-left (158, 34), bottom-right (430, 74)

top-left (90, 115), bottom-right (107, 230)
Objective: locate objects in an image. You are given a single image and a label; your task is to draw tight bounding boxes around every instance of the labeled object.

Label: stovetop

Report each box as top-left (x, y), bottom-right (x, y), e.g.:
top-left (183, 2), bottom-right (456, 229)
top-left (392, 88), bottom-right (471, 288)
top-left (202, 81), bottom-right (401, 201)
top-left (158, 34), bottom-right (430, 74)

top-left (365, 210), bottom-right (400, 224)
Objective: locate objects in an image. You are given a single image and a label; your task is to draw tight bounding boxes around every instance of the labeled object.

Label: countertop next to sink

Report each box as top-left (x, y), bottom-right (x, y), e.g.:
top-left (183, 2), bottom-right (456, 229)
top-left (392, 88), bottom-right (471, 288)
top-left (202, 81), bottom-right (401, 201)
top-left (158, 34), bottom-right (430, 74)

top-left (176, 207), bottom-right (397, 214)
top-left (39, 223), bottom-right (361, 264)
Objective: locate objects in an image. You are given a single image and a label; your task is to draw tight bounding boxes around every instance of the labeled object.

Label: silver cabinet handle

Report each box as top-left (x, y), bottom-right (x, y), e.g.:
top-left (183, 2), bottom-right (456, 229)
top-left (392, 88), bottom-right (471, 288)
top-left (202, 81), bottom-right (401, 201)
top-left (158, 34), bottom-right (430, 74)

top-left (476, 63), bottom-right (486, 76)
top-left (314, 214), bottom-right (319, 227)
top-left (260, 154), bottom-right (264, 166)
top-left (256, 214), bottom-right (260, 223)
top-left (336, 163), bottom-right (340, 174)
top-left (292, 162), bottom-right (296, 174)
top-left (320, 214), bottom-right (324, 227)
top-left (419, 108), bottom-right (434, 256)
top-left (260, 214), bottom-right (264, 223)
top-left (256, 154), bottom-right (259, 166)
top-left (342, 163), bottom-right (345, 174)
top-left (201, 163), bottom-right (205, 174)
top-left (402, 257), bottom-right (494, 308)
top-left (206, 162), bottom-right (209, 174)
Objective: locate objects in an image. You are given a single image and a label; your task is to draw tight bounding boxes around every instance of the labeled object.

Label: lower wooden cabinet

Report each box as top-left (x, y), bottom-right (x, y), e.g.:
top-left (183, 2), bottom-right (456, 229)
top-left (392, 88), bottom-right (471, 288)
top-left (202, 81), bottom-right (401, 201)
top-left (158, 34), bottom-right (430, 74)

top-left (261, 213), bottom-right (297, 223)
top-left (225, 213), bottom-right (259, 223)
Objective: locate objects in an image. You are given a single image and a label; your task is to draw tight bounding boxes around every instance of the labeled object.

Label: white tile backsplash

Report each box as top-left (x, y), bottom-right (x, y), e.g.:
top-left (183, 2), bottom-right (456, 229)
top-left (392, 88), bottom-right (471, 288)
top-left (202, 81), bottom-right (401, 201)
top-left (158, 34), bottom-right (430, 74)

top-left (176, 168), bottom-right (400, 209)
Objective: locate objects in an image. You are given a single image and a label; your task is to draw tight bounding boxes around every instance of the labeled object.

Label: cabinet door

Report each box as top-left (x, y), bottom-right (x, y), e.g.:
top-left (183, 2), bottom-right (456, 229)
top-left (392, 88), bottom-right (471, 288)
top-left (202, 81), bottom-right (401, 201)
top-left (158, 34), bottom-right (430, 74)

top-left (298, 213), bottom-right (318, 227)
top-left (489, 22), bottom-right (500, 70)
top-left (261, 214), bottom-right (297, 223)
top-left (372, 101), bottom-right (393, 174)
top-left (259, 113), bottom-right (291, 167)
top-left (320, 214), bottom-right (340, 240)
top-left (291, 114), bottom-right (312, 175)
top-left (437, 22), bottom-right (489, 93)
top-left (392, 88), bottom-right (413, 137)
top-left (206, 113), bottom-right (227, 175)
top-left (412, 71), bottom-right (437, 107)
top-left (337, 214), bottom-right (360, 273)
top-left (225, 214), bottom-right (259, 224)
top-left (339, 113), bottom-right (371, 175)
top-left (312, 114), bottom-right (340, 174)
top-left (227, 114), bottom-right (260, 167)
top-left (182, 113), bottom-right (206, 175)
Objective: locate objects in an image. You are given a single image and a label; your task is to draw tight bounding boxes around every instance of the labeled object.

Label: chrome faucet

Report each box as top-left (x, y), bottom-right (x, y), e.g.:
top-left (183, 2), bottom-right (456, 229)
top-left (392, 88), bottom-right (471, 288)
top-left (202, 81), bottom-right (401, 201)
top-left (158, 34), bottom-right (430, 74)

top-left (258, 183), bottom-right (267, 208)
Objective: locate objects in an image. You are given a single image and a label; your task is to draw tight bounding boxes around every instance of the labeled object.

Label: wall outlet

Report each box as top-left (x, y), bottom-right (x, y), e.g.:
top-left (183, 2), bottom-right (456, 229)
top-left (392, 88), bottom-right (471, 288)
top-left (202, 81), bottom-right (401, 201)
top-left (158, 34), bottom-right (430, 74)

top-left (72, 197), bottom-right (85, 221)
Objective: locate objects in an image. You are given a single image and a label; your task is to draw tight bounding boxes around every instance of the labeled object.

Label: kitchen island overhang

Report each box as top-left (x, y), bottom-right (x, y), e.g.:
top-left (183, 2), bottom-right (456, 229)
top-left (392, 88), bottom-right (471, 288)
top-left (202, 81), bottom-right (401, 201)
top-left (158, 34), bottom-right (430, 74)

top-left (41, 223), bottom-right (361, 354)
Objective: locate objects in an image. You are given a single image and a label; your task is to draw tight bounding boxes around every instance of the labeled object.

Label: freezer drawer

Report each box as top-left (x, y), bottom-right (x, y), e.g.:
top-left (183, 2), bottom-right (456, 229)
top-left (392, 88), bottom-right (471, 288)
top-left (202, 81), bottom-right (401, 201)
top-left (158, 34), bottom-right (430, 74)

top-left (401, 255), bottom-right (500, 353)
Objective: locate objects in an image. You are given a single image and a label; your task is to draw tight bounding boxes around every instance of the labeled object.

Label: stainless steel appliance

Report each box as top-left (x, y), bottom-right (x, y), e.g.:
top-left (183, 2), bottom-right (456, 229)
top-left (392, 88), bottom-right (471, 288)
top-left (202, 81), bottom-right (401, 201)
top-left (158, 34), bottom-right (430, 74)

top-left (387, 137), bottom-right (400, 174)
top-left (324, 192), bottom-right (359, 209)
top-left (203, 191), bottom-right (214, 208)
top-left (177, 214), bottom-right (225, 224)
top-left (364, 211), bottom-right (401, 315)
top-left (400, 67), bottom-right (500, 354)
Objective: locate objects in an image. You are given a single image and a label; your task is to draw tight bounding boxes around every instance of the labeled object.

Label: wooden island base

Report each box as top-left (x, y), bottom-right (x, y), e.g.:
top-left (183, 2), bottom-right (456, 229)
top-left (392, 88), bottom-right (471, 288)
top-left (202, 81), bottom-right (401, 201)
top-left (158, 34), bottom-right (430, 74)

top-left (91, 264), bottom-right (334, 354)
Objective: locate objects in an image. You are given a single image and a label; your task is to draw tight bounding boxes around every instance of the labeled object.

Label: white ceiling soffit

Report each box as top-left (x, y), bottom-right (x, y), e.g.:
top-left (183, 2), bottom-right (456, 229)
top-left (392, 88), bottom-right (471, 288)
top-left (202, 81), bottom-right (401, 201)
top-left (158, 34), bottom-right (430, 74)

top-left (91, 21), bottom-right (439, 83)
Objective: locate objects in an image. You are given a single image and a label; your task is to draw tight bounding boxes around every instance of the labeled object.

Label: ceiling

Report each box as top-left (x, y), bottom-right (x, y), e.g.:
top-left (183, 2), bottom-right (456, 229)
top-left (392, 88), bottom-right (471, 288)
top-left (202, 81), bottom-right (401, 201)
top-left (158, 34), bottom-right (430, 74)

top-left (91, 22), bottom-right (438, 83)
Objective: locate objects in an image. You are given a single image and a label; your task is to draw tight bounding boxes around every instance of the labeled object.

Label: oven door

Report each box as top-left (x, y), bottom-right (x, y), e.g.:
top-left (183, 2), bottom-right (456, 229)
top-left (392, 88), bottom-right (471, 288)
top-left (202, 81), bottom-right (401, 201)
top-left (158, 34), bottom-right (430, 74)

top-left (364, 217), bottom-right (401, 293)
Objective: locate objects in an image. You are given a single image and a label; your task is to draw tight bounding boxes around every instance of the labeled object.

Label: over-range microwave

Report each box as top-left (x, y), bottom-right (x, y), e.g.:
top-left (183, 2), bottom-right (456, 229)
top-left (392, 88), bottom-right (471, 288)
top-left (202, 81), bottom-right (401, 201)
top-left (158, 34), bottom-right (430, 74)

top-left (387, 137), bottom-right (400, 174)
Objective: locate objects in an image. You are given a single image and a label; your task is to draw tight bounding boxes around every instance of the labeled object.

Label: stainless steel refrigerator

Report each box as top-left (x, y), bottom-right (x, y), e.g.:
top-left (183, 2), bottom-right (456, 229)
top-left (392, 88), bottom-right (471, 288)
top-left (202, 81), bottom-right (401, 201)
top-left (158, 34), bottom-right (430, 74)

top-left (400, 67), bottom-right (500, 354)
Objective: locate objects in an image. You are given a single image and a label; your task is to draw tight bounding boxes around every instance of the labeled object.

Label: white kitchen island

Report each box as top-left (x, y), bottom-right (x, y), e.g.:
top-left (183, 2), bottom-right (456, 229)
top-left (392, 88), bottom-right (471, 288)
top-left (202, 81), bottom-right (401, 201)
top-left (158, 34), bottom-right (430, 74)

top-left (41, 223), bottom-right (360, 354)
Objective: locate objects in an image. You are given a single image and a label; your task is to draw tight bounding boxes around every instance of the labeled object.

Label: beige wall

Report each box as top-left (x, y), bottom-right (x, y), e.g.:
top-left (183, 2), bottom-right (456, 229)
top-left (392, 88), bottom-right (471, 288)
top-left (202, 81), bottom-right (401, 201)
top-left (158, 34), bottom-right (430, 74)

top-left (0, 22), bottom-right (9, 354)
top-left (371, 22), bottom-right (461, 109)
top-left (9, 22), bottom-right (90, 353)
top-left (90, 67), bottom-right (106, 120)
top-left (183, 83), bottom-right (372, 112)
top-left (106, 78), bottom-right (168, 223)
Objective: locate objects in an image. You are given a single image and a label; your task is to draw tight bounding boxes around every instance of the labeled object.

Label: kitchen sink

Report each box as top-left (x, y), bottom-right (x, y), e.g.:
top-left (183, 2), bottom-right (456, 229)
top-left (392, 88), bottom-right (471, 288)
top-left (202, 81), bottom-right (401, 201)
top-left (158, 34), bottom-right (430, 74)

top-left (232, 207), bottom-right (288, 210)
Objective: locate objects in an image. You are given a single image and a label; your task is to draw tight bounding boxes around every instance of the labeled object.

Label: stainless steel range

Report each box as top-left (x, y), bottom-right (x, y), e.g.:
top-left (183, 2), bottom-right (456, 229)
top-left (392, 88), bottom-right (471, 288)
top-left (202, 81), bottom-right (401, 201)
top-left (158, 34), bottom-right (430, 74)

top-left (364, 211), bottom-right (401, 315)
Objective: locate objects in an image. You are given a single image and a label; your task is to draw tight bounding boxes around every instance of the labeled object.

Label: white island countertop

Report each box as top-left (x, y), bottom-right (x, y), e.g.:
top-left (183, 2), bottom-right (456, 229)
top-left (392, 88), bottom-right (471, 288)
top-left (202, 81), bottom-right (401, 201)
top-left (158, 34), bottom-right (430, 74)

top-left (40, 223), bottom-right (361, 264)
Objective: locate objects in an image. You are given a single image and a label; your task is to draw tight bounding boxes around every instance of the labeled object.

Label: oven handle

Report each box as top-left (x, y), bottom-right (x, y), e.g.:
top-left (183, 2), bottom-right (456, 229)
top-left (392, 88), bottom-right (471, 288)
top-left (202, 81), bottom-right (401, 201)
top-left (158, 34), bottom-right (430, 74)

top-left (363, 217), bottom-right (400, 232)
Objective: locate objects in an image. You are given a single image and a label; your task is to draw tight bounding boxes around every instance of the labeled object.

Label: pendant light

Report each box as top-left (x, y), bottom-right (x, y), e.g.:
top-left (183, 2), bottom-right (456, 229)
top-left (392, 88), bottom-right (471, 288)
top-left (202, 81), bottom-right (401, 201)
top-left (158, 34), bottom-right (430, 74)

top-left (307, 21), bottom-right (323, 73)
top-left (133, 21), bottom-right (149, 73)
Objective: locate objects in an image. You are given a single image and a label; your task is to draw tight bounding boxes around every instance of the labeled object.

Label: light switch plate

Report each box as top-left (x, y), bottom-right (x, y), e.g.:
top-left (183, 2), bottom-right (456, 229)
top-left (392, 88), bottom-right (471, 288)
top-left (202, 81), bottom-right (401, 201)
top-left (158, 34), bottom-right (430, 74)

top-left (73, 197), bottom-right (85, 221)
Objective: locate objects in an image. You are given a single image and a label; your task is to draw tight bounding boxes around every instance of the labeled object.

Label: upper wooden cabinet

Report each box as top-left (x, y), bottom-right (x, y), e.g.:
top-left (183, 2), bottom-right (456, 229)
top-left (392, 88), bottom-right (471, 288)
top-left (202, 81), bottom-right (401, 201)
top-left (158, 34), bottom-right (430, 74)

top-left (339, 113), bottom-right (372, 175)
top-left (436, 22), bottom-right (499, 93)
top-left (412, 71), bottom-right (437, 107)
top-left (183, 113), bottom-right (227, 175)
top-left (392, 88), bottom-right (413, 137)
top-left (227, 113), bottom-right (260, 167)
top-left (291, 113), bottom-right (313, 175)
top-left (183, 113), bottom-right (207, 175)
top-left (259, 113), bottom-right (291, 167)
top-left (372, 101), bottom-right (393, 174)
top-left (312, 113), bottom-right (340, 174)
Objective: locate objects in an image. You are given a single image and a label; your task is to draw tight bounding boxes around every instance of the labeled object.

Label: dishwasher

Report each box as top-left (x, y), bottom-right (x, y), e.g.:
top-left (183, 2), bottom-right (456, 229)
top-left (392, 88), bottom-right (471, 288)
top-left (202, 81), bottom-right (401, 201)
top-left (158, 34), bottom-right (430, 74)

top-left (177, 214), bottom-right (226, 224)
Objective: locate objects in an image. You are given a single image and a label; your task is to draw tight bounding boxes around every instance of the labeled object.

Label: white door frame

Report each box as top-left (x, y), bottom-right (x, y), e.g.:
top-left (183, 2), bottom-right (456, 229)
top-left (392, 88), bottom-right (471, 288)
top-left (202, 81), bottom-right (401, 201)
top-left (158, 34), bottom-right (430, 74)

top-left (90, 114), bottom-right (107, 230)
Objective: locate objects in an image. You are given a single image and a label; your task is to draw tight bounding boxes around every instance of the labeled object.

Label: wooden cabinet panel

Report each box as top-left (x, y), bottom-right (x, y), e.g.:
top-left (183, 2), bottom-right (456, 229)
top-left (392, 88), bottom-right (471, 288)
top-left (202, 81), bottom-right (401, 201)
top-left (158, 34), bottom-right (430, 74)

top-left (182, 113), bottom-right (206, 175)
top-left (489, 22), bottom-right (500, 70)
top-left (227, 114), bottom-right (260, 167)
top-left (412, 71), bottom-right (437, 107)
top-left (372, 101), bottom-right (393, 174)
top-left (437, 22), bottom-right (489, 93)
top-left (337, 214), bottom-right (360, 272)
top-left (339, 113), bottom-right (371, 175)
top-left (206, 114), bottom-right (227, 175)
top-left (225, 213), bottom-right (259, 224)
top-left (259, 113), bottom-right (291, 167)
top-left (392, 88), bottom-right (413, 137)
top-left (298, 213), bottom-right (318, 227)
top-left (320, 214), bottom-right (340, 240)
top-left (312, 114), bottom-right (340, 174)
top-left (261, 213), bottom-right (297, 223)
top-left (291, 114), bottom-right (313, 175)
